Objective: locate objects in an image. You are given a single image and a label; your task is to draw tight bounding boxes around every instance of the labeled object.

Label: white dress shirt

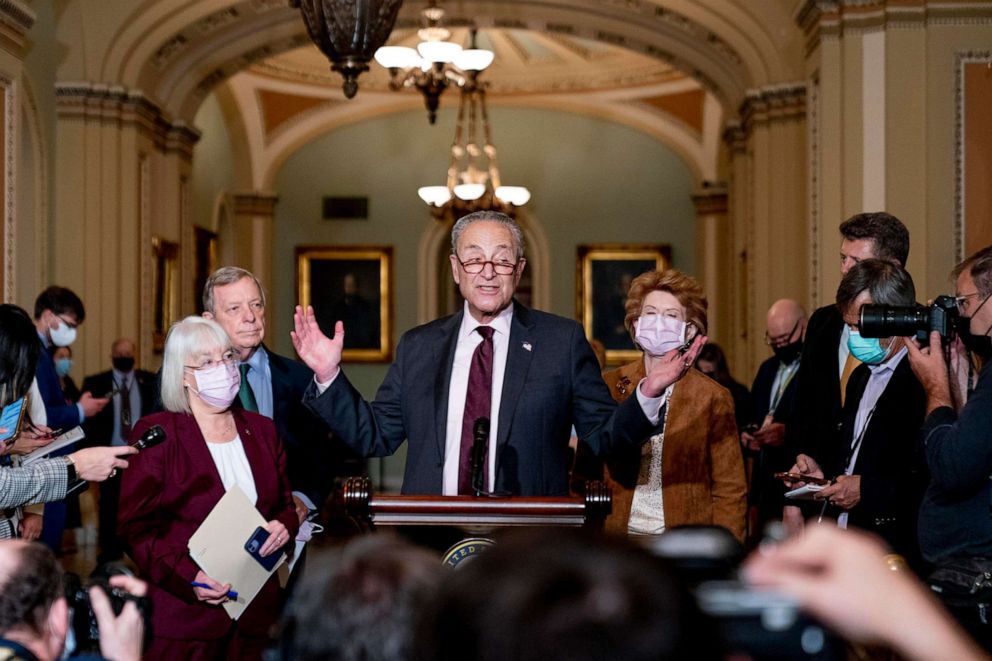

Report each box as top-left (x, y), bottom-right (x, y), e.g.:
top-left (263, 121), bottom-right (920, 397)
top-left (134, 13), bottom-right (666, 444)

top-left (837, 325), bottom-right (852, 379)
top-left (837, 346), bottom-right (907, 529)
top-left (441, 304), bottom-right (513, 494)
top-left (205, 434), bottom-right (258, 505)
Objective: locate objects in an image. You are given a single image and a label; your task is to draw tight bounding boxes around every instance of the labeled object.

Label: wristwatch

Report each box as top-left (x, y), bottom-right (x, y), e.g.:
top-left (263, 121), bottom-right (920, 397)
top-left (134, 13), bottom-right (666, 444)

top-left (63, 455), bottom-right (77, 483)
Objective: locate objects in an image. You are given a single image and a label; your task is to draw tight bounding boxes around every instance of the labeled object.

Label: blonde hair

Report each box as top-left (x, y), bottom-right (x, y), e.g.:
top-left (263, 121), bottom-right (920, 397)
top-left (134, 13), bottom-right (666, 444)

top-left (623, 269), bottom-right (708, 341)
top-left (159, 316), bottom-right (236, 413)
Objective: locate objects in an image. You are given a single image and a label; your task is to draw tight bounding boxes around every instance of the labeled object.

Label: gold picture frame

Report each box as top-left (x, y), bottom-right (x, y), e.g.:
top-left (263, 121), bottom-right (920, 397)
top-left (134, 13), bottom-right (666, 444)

top-left (296, 245), bottom-right (393, 363)
top-left (576, 244), bottom-right (671, 366)
top-left (152, 237), bottom-right (180, 354)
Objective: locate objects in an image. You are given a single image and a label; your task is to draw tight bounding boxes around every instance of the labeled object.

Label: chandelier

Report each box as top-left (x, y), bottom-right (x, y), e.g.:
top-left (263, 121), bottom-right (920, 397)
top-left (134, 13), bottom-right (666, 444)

top-left (291, 0), bottom-right (403, 99)
top-left (373, 2), bottom-right (494, 124)
top-left (418, 80), bottom-right (531, 221)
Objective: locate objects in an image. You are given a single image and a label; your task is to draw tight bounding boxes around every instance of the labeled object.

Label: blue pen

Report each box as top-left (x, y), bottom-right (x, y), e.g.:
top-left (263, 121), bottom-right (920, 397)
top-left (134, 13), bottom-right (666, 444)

top-left (191, 582), bottom-right (238, 600)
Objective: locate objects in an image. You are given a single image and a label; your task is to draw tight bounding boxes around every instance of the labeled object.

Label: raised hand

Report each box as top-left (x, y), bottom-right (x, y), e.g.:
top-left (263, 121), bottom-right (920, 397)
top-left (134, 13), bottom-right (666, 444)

top-left (641, 334), bottom-right (707, 398)
top-left (291, 305), bottom-right (344, 383)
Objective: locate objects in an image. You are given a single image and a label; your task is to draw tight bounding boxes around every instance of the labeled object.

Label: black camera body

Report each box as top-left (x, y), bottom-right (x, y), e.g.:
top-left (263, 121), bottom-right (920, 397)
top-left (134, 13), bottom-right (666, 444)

top-left (65, 564), bottom-right (152, 653)
top-left (859, 295), bottom-right (960, 343)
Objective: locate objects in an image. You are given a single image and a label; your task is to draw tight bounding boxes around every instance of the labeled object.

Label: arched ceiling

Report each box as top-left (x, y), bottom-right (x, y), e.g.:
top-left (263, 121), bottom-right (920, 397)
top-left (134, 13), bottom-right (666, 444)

top-left (251, 27), bottom-right (689, 95)
top-left (81, 0), bottom-right (803, 121)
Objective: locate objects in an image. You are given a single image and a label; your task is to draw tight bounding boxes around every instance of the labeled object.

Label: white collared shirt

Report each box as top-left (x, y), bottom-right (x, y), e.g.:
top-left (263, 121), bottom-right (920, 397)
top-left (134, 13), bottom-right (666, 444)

top-left (837, 345), bottom-right (907, 529)
top-left (441, 303), bottom-right (513, 494)
top-left (837, 325), bottom-right (852, 379)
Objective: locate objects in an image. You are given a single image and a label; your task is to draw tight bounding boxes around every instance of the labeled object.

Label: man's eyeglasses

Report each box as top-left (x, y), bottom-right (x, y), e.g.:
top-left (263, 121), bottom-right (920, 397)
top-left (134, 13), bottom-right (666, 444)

top-left (456, 256), bottom-right (519, 276)
top-left (764, 320), bottom-right (801, 347)
top-left (955, 292), bottom-right (983, 312)
top-left (56, 314), bottom-right (78, 330)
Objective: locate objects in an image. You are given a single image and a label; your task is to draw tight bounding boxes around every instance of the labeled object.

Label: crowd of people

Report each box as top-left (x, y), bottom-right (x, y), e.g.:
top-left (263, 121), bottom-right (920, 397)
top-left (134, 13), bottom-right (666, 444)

top-left (1, 209), bottom-right (991, 660)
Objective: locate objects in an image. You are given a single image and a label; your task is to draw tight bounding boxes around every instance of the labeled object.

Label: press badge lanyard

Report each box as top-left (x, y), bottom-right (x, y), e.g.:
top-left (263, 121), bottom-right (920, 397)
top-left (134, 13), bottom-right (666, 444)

top-left (819, 405), bottom-right (876, 524)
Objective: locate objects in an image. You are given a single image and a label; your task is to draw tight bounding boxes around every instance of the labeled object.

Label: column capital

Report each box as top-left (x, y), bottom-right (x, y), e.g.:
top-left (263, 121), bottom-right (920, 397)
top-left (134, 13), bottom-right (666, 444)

top-left (55, 83), bottom-right (201, 158)
top-left (691, 183), bottom-right (728, 215)
top-left (0, 0), bottom-right (34, 55)
top-left (738, 82), bottom-right (806, 134)
top-left (229, 190), bottom-right (279, 217)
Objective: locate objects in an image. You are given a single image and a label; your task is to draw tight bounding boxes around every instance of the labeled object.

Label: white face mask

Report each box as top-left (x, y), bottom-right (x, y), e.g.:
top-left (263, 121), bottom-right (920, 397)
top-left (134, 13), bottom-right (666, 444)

top-left (49, 319), bottom-right (77, 347)
top-left (634, 314), bottom-right (687, 356)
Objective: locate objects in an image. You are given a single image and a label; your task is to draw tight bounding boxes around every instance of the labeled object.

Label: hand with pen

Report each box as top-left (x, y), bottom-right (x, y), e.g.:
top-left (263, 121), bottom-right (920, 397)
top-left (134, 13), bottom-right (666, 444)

top-left (6, 422), bottom-right (59, 455)
top-left (192, 571), bottom-right (237, 605)
top-left (785, 453), bottom-right (862, 510)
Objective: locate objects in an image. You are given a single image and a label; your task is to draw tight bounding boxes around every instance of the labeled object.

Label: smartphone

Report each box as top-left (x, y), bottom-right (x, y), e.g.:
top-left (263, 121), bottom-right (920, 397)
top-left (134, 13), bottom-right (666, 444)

top-left (244, 526), bottom-right (283, 572)
top-left (0, 397), bottom-right (27, 445)
top-left (773, 472), bottom-right (831, 486)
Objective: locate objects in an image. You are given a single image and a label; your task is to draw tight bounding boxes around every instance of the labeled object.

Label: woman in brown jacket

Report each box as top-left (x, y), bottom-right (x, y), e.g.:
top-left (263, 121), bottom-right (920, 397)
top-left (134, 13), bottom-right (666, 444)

top-left (578, 269), bottom-right (747, 541)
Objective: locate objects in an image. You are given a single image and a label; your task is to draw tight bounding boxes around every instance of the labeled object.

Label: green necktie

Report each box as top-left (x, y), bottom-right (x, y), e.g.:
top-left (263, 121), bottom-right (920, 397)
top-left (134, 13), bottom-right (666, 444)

top-left (238, 363), bottom-right (259, 413)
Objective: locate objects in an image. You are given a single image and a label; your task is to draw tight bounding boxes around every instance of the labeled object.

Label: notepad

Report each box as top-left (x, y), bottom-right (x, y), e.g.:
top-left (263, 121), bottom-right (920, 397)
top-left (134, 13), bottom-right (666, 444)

top-left (784, 483), bottom-right (826, 500)
top-left (22, 427), bottom-right (86, 464)
top-left (187, 485), bottom-right (285, 620)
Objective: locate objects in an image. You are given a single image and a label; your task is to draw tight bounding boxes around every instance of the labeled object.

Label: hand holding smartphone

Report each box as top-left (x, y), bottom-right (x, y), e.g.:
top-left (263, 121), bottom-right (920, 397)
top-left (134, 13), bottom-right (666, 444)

top-left (773, 472), bottom-right (831, 486)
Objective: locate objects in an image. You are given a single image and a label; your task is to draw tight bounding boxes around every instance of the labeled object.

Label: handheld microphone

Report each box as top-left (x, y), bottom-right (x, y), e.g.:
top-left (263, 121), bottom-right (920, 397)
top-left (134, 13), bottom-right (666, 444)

top-left (471, 417), bottom-right (490, 497)
top-left (130, 425), bottom-right (166, 451)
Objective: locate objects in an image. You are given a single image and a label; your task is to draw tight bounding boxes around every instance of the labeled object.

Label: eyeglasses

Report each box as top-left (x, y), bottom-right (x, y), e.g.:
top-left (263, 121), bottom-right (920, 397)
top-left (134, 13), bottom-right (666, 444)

top-left (764, 320), bottom-right (801, 347)
top-left (184, 350), bottom-right (237, 372)
top-left (456, 256), bottom-right (519, 276)
top-left (56, 314), bottom-right (78, 330)
top-left (955, 292), bottom-right (983, 313)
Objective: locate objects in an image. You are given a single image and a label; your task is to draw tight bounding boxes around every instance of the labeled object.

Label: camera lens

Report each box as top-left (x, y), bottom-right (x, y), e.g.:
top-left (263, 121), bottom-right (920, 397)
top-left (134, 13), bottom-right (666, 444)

top-left (859, 305), bottom-right (929, 338)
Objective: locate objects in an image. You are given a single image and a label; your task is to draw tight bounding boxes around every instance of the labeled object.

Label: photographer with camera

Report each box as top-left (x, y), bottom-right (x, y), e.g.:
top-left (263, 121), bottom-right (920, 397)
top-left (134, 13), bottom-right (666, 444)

top-left (787, 260), bottom-right (928, 569)
top-left (905, 245), bottom-right (992, 650)
top-left (0, 540), bottom-right (147, 661)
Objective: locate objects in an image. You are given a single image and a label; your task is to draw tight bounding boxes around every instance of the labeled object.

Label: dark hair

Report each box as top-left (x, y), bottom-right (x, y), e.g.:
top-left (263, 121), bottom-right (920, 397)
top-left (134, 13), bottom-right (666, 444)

top-left (953, 245), bottom-right (992, 298)
top-left (839, 212), bottom-right (910, 267)
top-left (0, 542), bottom-right (63, 635)
top-left (836, 259), bottom-right (916, 314)
top-left (0, 305), bottom-right (41, 407)
top-left (696, 343), bottom-right (732, 384)
top-left (417, 528), bottom-right (719, 661)
top-left (33, 286), bottom-right (85, 323)
top-left (282, 535), bottom-right (443, 661)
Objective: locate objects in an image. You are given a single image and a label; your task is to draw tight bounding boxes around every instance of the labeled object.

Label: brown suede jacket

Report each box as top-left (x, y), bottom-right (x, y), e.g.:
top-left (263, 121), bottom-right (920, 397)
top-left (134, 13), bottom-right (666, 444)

top-left (595, 359), bottom-right (747, 541)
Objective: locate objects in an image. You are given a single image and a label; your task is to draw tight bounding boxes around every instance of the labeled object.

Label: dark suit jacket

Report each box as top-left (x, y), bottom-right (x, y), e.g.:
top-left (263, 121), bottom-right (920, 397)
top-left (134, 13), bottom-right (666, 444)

top-left (747, 355), bottom-right (801, 517)
top-left (80, 369), bottom-right (157, 446)
top-left (266, 348), bottom-right (347, 506)
top-left (34, 340), bottom-right (80, 430)
top-left (118, 410), bottom-right (298, 641)
top-left (304, 301), bottom-right (655, 496)
top-left (817, 357), bottom-right (928, 566)
top-left (786, 304), bottom-right (845, 462)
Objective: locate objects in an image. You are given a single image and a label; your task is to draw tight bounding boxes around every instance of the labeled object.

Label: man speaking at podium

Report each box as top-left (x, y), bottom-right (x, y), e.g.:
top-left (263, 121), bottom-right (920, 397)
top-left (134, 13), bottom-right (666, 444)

top-left (293, 211), bottom-right (704, 496)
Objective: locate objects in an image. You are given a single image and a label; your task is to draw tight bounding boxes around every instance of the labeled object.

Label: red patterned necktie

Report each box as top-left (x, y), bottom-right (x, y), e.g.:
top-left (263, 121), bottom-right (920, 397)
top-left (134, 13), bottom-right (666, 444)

top-left (458, 326), bottom-right (494, 494)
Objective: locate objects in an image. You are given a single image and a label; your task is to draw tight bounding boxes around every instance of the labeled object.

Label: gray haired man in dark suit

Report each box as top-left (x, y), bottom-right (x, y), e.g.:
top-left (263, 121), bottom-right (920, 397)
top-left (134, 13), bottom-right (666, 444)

top-left (293, 211), bottom-right (706, 496)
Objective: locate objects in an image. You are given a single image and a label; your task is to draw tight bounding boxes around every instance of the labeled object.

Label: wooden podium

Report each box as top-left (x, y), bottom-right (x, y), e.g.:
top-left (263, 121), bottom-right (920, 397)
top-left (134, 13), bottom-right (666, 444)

top-left (342, 476), bottom-right (612, 534)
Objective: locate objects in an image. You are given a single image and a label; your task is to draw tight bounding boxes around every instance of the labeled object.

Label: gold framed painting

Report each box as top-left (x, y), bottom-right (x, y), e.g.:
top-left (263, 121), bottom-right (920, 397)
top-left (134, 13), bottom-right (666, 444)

top-left (296, 245), bottom-right (393, 363)
top-left (576, 244), bottom-right (671, 366)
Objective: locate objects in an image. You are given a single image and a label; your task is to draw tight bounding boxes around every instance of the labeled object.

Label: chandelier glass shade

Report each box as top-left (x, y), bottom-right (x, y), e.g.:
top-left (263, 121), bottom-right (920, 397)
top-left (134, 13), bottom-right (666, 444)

top-left (290, 0), bottom-right (403, 99)
top-left (419, 84), bottom-right (531, 220)
top-left (373, 2), bottom-right (494, 124)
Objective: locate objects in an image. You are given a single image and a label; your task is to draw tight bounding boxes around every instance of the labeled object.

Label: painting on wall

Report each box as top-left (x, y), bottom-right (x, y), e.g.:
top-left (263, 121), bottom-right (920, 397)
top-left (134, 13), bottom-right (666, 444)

top-left (296, 245), bottom-right (393, 362)
top-left (576, 244), bottom-right (671, 365)
top-left (152, 237), bottom-right (180, 354)
top-left (193, 227), bottom-right (218, 314)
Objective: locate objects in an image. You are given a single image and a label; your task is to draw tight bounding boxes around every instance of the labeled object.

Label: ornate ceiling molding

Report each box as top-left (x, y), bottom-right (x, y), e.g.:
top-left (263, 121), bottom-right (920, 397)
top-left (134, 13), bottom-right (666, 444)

top-left (134, 0), bottom-right (757, 121)
top-left (738, 82), bottom-right (806, 134)
top-left (0, 0), bottom-right (34, 54)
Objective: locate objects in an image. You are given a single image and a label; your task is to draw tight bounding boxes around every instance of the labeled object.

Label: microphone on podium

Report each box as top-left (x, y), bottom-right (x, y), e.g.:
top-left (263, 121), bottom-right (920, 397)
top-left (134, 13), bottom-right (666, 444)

top-left (471, 417), bottom-right (490, 497)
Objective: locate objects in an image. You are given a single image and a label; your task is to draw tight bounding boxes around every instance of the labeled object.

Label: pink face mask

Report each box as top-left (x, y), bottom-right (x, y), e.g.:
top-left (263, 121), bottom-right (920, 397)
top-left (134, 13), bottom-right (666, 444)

top-left (189, 362), bottom-right (240, 409)
top-left (634, 314), bottom-right (687, 356)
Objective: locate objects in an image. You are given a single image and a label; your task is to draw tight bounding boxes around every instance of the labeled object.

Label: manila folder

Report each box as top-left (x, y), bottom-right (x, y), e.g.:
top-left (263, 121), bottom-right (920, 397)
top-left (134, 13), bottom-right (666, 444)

top-left (187, 485), bottom-right (283, 620)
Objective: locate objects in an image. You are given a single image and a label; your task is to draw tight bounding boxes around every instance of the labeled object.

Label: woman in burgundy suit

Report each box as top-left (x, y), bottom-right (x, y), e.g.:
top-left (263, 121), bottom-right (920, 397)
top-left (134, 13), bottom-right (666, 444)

top-left (118, 316), bottom-right (298, 661)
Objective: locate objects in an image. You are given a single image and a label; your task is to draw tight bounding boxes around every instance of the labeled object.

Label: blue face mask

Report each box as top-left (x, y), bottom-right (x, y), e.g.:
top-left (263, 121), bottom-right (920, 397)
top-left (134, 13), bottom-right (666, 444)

top-left (55, 357), bottom-right (73, 377)
top-left (847, 330), bottom-right (890, 365)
